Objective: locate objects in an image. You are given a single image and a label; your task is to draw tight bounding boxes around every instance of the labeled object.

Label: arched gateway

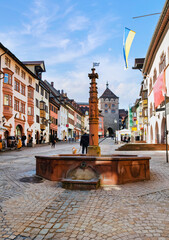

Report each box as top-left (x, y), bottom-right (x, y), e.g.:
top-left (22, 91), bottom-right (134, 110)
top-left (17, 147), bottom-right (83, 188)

top-left (16, 125), bottom-right (23, 138)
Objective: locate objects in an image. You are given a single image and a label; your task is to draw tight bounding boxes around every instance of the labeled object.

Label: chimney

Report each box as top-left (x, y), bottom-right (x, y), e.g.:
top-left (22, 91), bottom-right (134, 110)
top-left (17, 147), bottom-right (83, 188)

top-left (51, 82), bottom-right (54, 87)
top-left (61, 89), bottom-right (64, 95)
top-left (58, 90), bottom-right (60, 94)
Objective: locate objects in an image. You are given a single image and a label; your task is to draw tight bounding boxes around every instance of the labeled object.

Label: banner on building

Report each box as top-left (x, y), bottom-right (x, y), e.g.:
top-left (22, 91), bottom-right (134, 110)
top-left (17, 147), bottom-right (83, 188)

top-left (153, 71), bottom-right (166, 108)
top-left (123, 27), bottom-right (136, 69)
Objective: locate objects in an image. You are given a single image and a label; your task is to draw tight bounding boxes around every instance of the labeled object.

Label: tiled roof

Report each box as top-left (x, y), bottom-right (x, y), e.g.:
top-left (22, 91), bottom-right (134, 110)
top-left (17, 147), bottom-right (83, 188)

top-left (100, 87), bottom-right (118, 99)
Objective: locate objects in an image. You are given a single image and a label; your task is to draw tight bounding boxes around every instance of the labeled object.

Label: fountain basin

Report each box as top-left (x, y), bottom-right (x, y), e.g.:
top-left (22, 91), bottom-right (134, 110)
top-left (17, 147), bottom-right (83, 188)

top-left (36, 154), bottom-right (150, 185)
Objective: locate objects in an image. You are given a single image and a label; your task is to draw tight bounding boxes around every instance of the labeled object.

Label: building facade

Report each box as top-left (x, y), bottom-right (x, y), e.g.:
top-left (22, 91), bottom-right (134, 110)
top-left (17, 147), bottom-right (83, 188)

top-left (99, 83), bottom-right (119, 136)
top-left (142, 0), bottom-right (169, 144)
top-left (23, 61), bottom-right (50, 144)
top-left (0, 43), bottom-right (38, 145)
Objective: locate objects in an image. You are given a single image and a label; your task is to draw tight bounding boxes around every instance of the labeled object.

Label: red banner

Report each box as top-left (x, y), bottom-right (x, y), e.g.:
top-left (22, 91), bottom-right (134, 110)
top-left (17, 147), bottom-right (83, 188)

top-left (153, 71), bottom-right (166, 108)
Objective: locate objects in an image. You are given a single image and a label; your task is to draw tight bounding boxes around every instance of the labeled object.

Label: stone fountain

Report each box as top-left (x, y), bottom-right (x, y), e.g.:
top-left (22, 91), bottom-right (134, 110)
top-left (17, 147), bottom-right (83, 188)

top-left (36, 68), bottom-right (150, 189)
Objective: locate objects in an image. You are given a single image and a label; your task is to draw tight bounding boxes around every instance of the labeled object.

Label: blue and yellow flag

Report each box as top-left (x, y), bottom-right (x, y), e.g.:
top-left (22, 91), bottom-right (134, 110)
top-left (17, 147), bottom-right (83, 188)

top-left (123, 27), bottom-right (136, 69)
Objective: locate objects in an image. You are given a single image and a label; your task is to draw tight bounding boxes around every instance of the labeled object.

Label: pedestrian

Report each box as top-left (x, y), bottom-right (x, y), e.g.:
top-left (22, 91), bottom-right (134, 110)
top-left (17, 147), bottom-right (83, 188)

top-left (51, 136), bottom-right (56, 148)
top-left (80, 133), bottom-right (89, 154)
top-left (40, 135), bottom-right (43, 144)
top-left (43, 133), bottom-right (46, 144)
top-left (17, 137), bottom-right (22, 149)
top-left (21, 134), bottom-right (26, 147)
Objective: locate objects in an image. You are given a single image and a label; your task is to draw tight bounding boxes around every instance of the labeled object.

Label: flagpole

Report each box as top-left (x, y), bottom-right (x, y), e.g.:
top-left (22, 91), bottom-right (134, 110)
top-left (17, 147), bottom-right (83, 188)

top-left (165, 94), bottom-right (168, 163)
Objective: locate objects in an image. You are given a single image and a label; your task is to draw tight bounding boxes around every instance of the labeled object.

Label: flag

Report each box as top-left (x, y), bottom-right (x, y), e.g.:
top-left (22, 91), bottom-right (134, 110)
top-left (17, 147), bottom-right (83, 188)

top-left (123, 27), bottom-right (136, 69)
top-left (93, 62), bottom-right (100, 67)
top-left (154, 71), bottom-right (166, 108)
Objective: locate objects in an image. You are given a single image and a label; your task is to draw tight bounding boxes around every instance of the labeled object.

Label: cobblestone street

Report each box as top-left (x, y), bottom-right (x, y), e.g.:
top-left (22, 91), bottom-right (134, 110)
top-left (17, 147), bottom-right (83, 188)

top-left (0, 139), bottom-right (169, 240)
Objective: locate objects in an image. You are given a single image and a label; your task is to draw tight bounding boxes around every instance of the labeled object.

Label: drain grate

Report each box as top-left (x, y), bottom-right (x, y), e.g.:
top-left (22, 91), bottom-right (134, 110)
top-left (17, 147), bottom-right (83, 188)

top-left (19, 176), bottom-right (44, 183)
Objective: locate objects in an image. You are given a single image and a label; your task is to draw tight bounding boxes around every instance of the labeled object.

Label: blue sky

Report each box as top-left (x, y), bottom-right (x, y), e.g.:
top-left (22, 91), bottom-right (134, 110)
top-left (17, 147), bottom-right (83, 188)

top-left (0, 0), bottom-right (166, 109)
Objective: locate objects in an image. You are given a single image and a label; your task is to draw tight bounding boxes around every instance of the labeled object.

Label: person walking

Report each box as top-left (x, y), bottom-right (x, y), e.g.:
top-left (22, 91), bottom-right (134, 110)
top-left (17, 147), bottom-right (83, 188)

top-left (80, 133), bottom-right (89, 154)
top-left (21, 134), bottom-right (26, 147)
top-left (51, 136), bottom-right (56, 148)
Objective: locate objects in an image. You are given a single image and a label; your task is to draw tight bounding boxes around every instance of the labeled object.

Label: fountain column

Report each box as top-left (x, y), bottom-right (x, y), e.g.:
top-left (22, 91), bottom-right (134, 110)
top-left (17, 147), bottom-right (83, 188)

top-left (87, 68), bottom-right (101, 156)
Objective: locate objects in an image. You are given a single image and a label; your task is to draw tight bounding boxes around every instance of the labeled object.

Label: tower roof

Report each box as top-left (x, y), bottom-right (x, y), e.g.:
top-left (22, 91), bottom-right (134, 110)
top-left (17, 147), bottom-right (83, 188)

top-left (100, 85), bottom-right (118, 99)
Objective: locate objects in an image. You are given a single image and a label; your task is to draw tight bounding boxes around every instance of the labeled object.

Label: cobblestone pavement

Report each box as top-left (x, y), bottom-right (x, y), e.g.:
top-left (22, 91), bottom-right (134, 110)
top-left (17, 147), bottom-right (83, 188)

top-left (0, 139), bottom-right (169, 240)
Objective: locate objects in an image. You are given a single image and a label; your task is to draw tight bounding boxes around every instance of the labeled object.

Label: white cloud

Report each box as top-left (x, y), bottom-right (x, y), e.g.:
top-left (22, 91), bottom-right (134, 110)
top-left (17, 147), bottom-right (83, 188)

top-left (44, 54), bottom-right (142, 109)
top-left (22, 0), bottom-right (59, 36)
top-left (0, 0), bottom-right (141, 109)
top-left (68, 15), bottom-right (89, 31)
top-left (39, 35), bottom-right (70, 49)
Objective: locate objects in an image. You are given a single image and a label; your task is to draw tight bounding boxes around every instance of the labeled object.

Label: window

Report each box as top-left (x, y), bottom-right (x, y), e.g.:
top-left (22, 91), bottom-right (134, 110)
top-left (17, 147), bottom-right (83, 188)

top-left (36, 115), bottom-right (40, 123)
top-left (28, 88), bottom-right (33, 99)
top-left (36, 99), bottom-right (39, 108)
top-left (28, 106), bottom-right (33, 115)
top-left (149, 78), bottom-right (152, 92)
top-left (150, 102), bottom-right (153, 117)
top-left (45, 105), bottom-right (48, 113)
top-left (45, 91), bottom-right (48, 99)
top-left (5, 56), bottom-right (11, 68)
top-left (40, 101), bottom-right (45, 110)
top-left (105, 104), bottom-right (108, 107)
top-left (14, 80), bottom-right (20, 92)
top-left (4, 95), bottom-right (12, 106)
top-left (112, 104), bottom-right (115, 107)
top-left (111, 109), bottom-right (115, 113)
top-left (4, 73), bottom-right (12, 84)
top-left (159, 52), bottom-right (166, 74)
top-left (21, 85), bottom-right (25, 95)
top-left (15, 65), bottom-right (20, 75)
top-left (29, 77), bottom-right (32, 85)
top-left (41, 87), bottom-right (44, 96)
top-left (20, 102), bottom-right (25, 114)
top-left (21, 70), bottom-right (26, 79)
top-left (105, 109), bottom-right (108, 113)
top-left (153, 69), bottom-right (157, 84)
top-left (14, 99), bottom-right (19, 111)
top-left (36, 83), bottom-right (39, 92)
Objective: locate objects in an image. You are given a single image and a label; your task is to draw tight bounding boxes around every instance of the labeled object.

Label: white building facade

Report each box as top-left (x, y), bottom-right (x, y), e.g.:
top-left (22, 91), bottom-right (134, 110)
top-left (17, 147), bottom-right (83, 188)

top-left (0, 43), bottom-right (37, 145)
top-left (143, 1), bottom-right (169, 144)
top-left (23, 61), bottom-right (50, 144)
top-left (58, 104), bottom-right (68, 141)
